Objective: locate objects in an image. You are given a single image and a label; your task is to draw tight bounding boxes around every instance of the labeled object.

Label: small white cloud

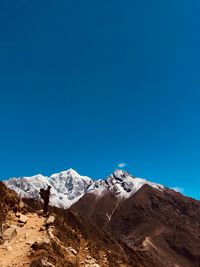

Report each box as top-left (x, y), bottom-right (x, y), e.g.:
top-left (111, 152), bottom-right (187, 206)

top-left (171, 187), bottom-right (184, 193)
top-left (118, 163), bottom-right (127, 168)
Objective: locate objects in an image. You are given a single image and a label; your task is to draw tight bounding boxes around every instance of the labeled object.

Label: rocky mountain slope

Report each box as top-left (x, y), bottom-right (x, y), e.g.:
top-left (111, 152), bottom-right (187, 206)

top-left (4, 169), bottom-right (163, 209)
top-left (72, 183), bottom-right (200, 267)
top-left (0, 183), bottom-right (157, 267)
top-left (0, 181), bottom-right (20, 232)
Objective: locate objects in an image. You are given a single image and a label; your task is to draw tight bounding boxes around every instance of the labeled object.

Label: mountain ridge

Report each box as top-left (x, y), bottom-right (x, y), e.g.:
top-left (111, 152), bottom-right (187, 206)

top-left (4, 168), bottom-right (164, 209)
top-left (71, 182), bottom-right (200, 267)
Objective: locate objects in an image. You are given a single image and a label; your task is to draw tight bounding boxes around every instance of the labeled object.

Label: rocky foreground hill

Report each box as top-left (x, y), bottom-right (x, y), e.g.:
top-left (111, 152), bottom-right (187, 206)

top-left (0, 181), bottom-right (149, 267)
top-left (72, 183), bottom-right (200, 266)
top-left (1, 170), bottom-right (200, 266)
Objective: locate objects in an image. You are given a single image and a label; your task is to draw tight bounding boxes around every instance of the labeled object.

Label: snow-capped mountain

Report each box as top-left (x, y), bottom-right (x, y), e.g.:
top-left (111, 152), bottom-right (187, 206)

top-left (4, 168), bottom-right (164, 208)
top-left (86, 169), bottom-right (163, 198)
top-left (4, 169), bottom-right (92, 208)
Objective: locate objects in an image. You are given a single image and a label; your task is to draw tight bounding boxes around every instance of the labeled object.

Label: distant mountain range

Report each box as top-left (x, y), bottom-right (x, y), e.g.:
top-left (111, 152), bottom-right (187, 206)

top-left (4, 168), bottom-right (164, 208)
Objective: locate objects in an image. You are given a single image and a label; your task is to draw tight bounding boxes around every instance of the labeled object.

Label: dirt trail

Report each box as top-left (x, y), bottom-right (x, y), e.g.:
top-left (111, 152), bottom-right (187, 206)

top-left (0, 213), bottom-right (47, 267)
top-left (0, 212), bottom-right (123, 267)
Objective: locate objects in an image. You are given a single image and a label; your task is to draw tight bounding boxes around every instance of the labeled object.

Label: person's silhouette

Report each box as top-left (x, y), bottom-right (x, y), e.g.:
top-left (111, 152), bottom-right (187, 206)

top-left (40, 186), bottom-right (51, 215)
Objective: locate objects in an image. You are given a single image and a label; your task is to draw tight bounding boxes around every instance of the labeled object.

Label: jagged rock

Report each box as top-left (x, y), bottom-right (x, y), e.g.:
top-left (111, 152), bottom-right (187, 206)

top-left (31, 241), bottom-right (41, 250)
top-left (18, 214), bottom-right (28, 224)
top-left (31, 238), bottom-right (50, 250)
top-left (45, 216), bottom-right (55, 226)
top-left (3, 226), bottom-right (17, 241)
top-left (15, 212), bottom-right (21, 218)
top-left (68, 247), bottom-right (78, 255)
top-left (39, 226), bottom-right (46, 231)
top-left (17, 222), bottom-right (25, 227)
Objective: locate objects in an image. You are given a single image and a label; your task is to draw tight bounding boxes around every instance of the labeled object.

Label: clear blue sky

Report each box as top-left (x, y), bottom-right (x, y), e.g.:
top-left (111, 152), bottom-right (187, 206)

top-left (0, 1), bottom-right (200, 199)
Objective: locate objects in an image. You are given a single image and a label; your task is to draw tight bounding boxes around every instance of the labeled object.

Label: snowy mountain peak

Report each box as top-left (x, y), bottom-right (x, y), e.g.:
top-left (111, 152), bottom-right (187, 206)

top-left (50, 168), bottom-right (91, 183)
top-left (4, 168), bottom-right (164, 208)
top-left (103, 170), bottom-right (164, 198)
top-left (112, 169), bottom-right (134, 179)
top-left (4, 169), bottom-right (92, 209)
top-left (50, 168), bottom-right (79, 178)
top-left (49, 169), bottom-right (92, 202)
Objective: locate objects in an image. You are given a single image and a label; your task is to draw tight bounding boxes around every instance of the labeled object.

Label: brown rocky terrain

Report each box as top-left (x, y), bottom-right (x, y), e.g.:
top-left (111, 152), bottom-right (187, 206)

top-left (0, 182), bottom-right (20, 230)
top-left (71, 184), bottom-right (200, 267)
top-left (0, 182), bottom-right (136, 266)
top-left (2, 180), bottom-right (200, 267)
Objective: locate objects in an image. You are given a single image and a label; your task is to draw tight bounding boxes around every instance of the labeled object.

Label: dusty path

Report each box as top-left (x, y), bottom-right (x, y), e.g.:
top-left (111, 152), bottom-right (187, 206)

top-left (0, 213), bottom-right (47, 267)
top-left (0, 212), bottom-right (123, 267)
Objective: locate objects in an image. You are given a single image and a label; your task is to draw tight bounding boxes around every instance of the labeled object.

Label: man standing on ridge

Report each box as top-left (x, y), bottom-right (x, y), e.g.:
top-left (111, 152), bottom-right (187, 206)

top-left (40, 185), bottom-right (51, 215)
